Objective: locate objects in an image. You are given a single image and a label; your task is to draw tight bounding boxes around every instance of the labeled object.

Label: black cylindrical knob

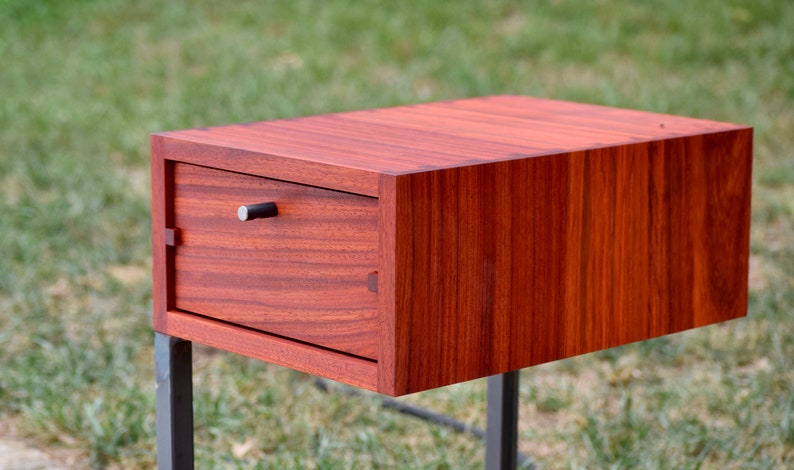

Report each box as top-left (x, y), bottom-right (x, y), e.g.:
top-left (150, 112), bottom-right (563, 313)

top-left (238, 202), bottom-right (278, 221)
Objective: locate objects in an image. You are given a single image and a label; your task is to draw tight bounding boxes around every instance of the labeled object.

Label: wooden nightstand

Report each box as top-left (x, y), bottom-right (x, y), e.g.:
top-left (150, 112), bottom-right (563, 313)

top-left (151, 95), bottom-right (752, 468)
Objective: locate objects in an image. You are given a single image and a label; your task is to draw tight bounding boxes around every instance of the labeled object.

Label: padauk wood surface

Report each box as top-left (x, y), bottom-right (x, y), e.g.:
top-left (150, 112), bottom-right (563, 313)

top-left (173, 163), bottom-right (379, 359)
top-left (152, 95), bottom-right (753, 396)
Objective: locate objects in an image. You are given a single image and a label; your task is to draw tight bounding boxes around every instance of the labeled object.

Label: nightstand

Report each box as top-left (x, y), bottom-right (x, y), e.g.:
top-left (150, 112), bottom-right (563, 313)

top-left (151, 95), bottom-right (752, 468)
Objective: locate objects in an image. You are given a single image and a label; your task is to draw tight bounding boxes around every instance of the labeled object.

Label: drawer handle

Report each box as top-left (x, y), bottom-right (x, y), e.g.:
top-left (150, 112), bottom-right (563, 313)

top-left (238, 202), bottom-right (278, 221)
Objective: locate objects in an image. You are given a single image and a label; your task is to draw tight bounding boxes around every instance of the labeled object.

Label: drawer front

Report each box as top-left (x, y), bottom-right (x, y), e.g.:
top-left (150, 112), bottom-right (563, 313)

top-left (172, 163), bottom-right (379, 359)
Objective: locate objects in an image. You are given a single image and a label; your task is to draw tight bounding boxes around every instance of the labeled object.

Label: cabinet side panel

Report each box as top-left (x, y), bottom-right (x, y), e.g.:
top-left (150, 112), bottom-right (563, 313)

top-left (377, 174), bottom-right (411, 395)
top-left (396, 130), bottom-right (751, 394)
top-left (693, 129), bottom-right (753, 326)
top-left (151, 135), bottom-right (175, 331)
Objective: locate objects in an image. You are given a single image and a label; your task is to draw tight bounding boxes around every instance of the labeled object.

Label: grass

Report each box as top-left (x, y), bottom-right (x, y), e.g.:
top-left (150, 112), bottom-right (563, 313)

top-left (0, 0), bottom-right (792, 468)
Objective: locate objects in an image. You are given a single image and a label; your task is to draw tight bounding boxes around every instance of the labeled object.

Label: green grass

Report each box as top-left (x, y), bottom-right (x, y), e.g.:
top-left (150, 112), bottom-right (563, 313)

top-left (1, 0), bottom-right (792, 468)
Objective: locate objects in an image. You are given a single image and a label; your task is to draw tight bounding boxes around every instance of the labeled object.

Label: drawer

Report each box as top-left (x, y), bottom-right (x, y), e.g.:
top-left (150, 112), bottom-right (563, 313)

top-left (172, 163), bottom-right (379, 359)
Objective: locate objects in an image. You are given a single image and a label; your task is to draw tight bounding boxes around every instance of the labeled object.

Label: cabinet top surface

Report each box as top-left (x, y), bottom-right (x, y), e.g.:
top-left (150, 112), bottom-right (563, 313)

top-left (155, 95), bottom-right (748, 175)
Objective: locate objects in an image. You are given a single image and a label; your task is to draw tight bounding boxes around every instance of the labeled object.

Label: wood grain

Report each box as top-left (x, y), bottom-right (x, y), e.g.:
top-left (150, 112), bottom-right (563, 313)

top-left (384, 129), bottom-right (752, 394)
top-left (153, 95), bottom-right (745, 193)
top-left (166, 309), bottom-right (378, 391)
top-left (150, 139), bottom-right (174, 330)
top-left (152, 95), bottom-right (753, 395)
top-left (173, 163), bottom-right (379, 359)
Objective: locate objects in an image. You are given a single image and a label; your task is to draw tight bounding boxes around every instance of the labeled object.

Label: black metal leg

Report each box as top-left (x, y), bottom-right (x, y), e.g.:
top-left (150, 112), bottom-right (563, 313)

top-left (485, 371), bottom-right (520, 470)
top-left (155, 332), bottom-right (194, 470)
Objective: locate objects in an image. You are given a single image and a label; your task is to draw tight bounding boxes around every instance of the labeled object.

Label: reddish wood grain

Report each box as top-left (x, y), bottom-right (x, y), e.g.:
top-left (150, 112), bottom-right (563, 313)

top-left (384, 129), bottom-right (752, 394)
top-left (166, 310), bottom-right (378, 391)
top-left (150, 139), bottom-right (175, 330)
top-left (152, 95), bottom-right (753, 395)
top-left (173, 163), bottom-right (379, 359)
top-left (156, 135), bottom-right (382, 197)
top-left (153, 95), bottom-right (744, 191)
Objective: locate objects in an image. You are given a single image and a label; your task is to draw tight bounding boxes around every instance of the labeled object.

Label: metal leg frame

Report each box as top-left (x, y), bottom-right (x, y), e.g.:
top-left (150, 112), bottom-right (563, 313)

top-left (155, 332), bottom-right (194, 470)
top-left (486, 370), bottom-right (522, 470)
top-left (154, 333), bottom-right (522, 469)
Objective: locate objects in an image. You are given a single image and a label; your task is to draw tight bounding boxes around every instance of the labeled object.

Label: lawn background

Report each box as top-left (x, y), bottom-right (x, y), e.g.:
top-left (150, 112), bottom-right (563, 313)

top-left (1, 0), bottom-right (792, 468)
